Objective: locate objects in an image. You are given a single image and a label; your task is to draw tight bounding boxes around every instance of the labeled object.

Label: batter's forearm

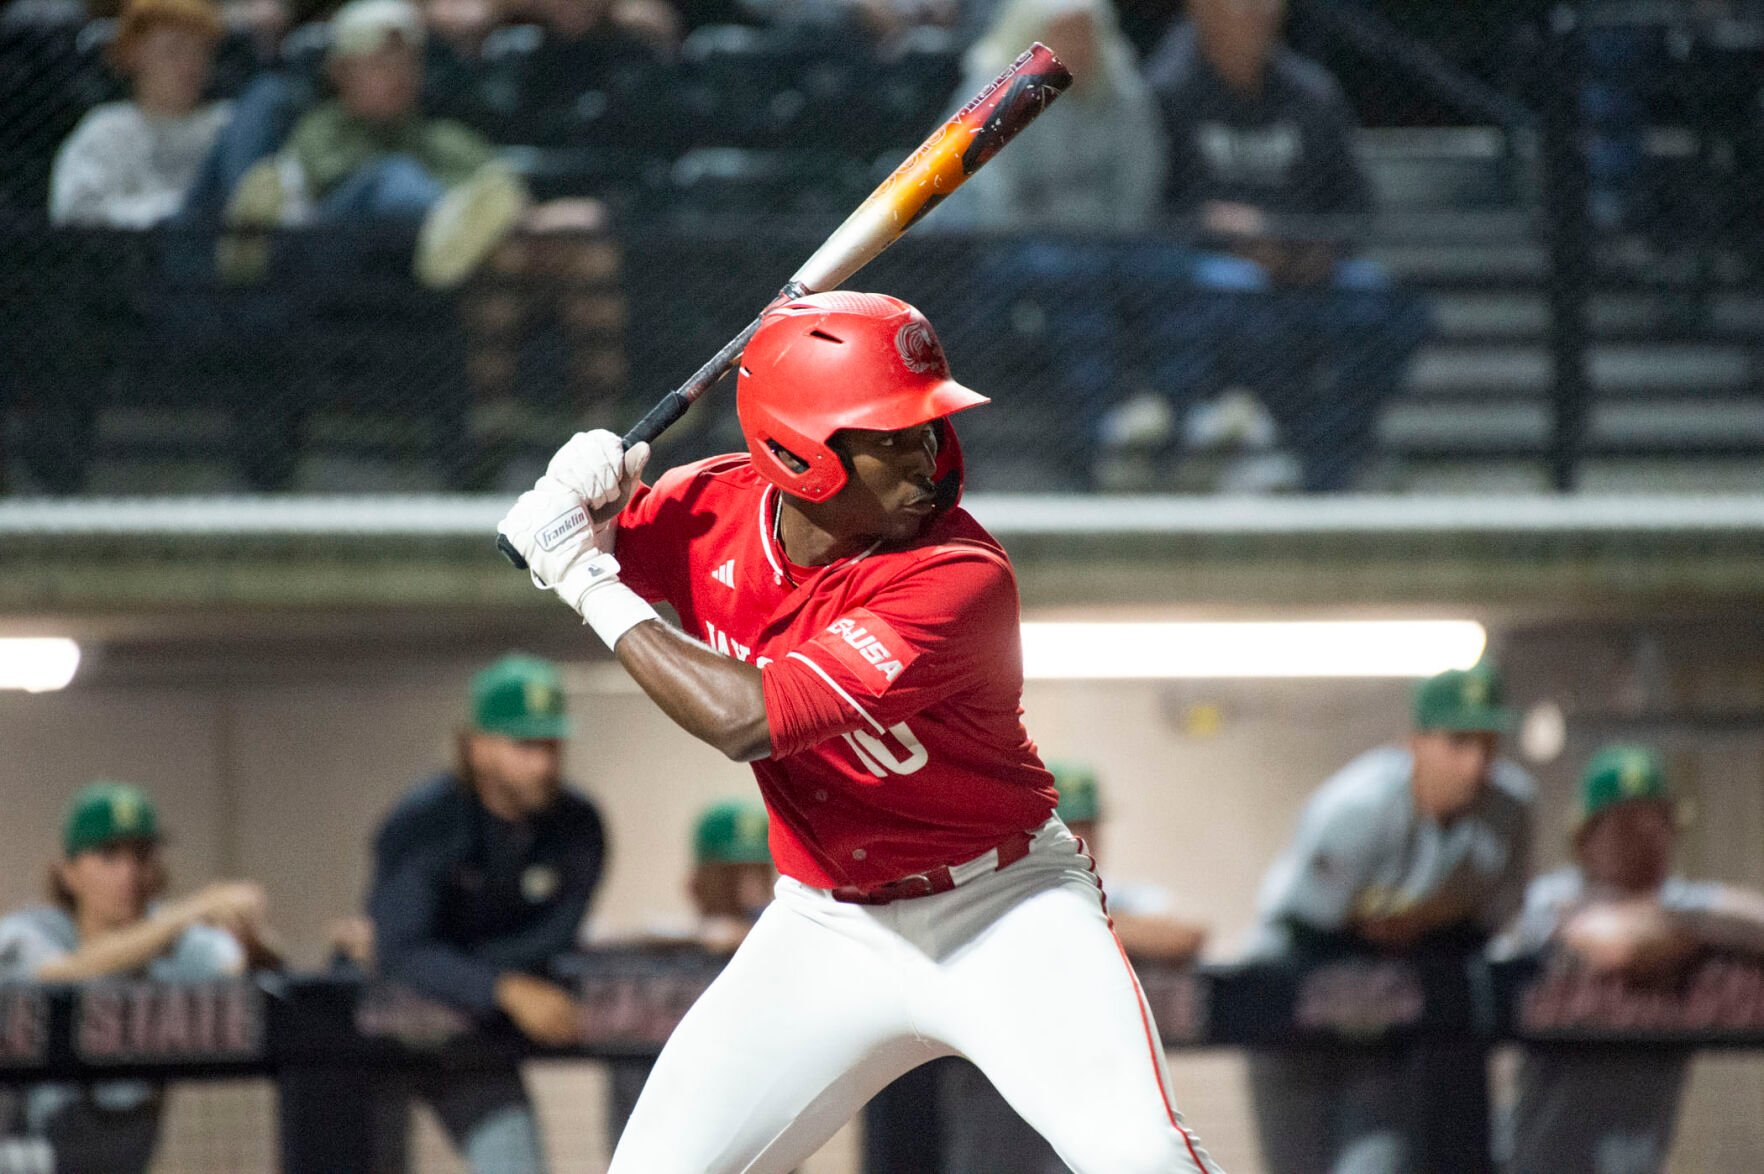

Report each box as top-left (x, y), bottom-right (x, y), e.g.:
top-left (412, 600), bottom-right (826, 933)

top-left (615, 622), bottom-right (773, 762)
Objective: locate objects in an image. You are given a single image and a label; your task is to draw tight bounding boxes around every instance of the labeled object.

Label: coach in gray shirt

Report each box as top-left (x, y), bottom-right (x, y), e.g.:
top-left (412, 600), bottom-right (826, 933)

top-left (1499, 745), bottom-right (1764, 1174)
top-left (1245, 662), bottom-right (1533, 1174)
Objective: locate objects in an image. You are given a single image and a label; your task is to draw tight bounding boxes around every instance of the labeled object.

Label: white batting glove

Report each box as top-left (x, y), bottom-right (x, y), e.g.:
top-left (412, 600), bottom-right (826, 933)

top-left (497, 476), bottom-right (659, 648)
top-left (547, 430), bottom-right (650, 516)
top-left (498, 476), bottom-right (616, 600)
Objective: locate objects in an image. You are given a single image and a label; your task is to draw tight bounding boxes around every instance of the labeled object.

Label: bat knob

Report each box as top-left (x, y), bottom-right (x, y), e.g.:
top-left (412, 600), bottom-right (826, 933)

top-left (496, 533), bottom-right (530, 571)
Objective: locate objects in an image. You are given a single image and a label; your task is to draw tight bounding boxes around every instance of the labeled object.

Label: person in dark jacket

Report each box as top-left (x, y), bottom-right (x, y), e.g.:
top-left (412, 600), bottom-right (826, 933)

top-left (1136, 0), bottom-right (1429, 492)
top-left (367, 651), bottom-right (606, 1174)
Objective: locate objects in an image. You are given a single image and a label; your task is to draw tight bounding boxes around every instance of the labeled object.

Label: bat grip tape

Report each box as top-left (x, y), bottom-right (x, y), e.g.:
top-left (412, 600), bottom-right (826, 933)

top-left (499, 286), bottom-right (810, 569)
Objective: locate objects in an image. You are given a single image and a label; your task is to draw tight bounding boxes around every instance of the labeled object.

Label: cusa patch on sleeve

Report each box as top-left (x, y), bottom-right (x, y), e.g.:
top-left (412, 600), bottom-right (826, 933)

top-left (812, 609), bottom-right (920, 697)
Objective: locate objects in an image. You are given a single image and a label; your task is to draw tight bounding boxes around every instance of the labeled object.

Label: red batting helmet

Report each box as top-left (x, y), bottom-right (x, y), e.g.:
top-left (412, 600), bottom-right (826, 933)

top-left (736, 291), bottom-right (989, 502)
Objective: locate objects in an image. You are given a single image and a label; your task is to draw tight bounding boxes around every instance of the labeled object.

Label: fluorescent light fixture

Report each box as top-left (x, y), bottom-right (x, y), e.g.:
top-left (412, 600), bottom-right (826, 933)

top-left (1021, 621), bottom-right (1486, 680)
top-left (0, 638), bottom-right (82, 692)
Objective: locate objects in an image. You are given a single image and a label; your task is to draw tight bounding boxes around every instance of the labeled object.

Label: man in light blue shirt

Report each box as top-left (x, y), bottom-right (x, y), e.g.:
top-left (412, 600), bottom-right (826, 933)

top-left (1245, 663), bottom-right (1534, 1174)
top-left (0, 782), bottom-right (271, 1174)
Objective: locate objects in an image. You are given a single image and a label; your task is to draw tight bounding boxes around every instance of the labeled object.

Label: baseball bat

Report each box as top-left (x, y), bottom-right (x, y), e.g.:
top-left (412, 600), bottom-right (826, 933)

top-left (498, 43), bottom-right (1071, 569)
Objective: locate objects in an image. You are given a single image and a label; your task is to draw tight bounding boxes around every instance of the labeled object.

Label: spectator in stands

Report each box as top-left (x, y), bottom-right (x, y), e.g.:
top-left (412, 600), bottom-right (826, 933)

top-left (517, 0), bottom-right (673, 146)
top-left (417, 0), bottom-right (528, 135)
top-left (367, 653), bottom-right (605, 1174)
top-left (219, 0), bottom-right (533, 286)
top-left (49, 0), bottom-right (231, 227)
top-left (950, 0), bottom-right (1163, 232)
top-left (1139, 0), bottom-right (1429, 492)
top-left (220, 0), bottom-right (291, 63)
top-left (935, 0), bottom-right (1163, 488)
top-left (524, 0), bottom-right (679, 64)
top-left (864, 764), bottom-right (1208, 1174)
top-left (1499, 745), bottom-right (1764, 1174)
top-left (604, 798), bottom-right (775, 1143)
top-left (1243, 662), bottom-right (1532, 1174)
top-left (425, 0), bottom-right (499, 58)
top-left (0, 781), bottom-right (278, 1174)
top-left (744, 0), bottom-right (952, 42)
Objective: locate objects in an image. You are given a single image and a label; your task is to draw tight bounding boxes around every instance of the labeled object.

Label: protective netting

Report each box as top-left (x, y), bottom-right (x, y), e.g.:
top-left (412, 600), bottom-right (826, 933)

top-left (0, 0), bottom-right (1760, 498)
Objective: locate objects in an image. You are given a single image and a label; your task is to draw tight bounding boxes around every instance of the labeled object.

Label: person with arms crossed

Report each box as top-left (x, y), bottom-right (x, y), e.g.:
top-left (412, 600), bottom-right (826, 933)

top-left (1244, 662), bottom-right (1533, 1174)
top-left (366, 653), bottom-right (606, 1174)
top-left (498, 291), bottom-right (1219, 1173)
top-left (0, 782), bottom-right (276, 1174)
top-left (1499, 745), bottom-right (1764, 1174)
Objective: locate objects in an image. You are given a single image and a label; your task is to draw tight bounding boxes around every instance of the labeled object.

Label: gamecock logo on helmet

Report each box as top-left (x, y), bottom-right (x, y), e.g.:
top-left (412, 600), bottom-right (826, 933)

top-left (894, 321), bottom-right (944, 375)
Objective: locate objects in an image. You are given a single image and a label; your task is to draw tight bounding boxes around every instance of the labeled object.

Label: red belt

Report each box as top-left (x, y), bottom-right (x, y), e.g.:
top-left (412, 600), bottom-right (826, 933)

top-left (829, 829), bottom-right (1035, 906)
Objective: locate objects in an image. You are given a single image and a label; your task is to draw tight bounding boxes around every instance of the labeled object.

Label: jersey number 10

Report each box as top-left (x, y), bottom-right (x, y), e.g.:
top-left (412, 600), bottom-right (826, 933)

top-left (841, 723), bottom-right (929, 777)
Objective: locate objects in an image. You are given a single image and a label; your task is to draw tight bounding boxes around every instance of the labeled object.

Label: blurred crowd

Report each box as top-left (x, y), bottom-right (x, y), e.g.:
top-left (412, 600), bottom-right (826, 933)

top-left (4, 0), bottom-right (1436, 493)
top-left (5, 653), bottom-right (1764, 1173)
top-left (6, 0), bottom-right (1764, 495)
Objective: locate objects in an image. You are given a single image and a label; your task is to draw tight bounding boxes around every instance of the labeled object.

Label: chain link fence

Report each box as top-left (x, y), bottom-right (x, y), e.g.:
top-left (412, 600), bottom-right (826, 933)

top-left (0, 0), bottom-right (1761, 498)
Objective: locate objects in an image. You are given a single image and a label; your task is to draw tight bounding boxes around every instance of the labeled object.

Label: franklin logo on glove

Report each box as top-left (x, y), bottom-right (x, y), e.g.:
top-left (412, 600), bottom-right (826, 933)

top-left (538, 506), bottom-right (591, 552)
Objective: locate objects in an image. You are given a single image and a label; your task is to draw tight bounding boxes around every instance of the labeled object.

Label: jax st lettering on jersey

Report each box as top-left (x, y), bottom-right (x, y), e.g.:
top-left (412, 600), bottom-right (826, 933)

top-left (615, 456), bottom-right (1057, 889)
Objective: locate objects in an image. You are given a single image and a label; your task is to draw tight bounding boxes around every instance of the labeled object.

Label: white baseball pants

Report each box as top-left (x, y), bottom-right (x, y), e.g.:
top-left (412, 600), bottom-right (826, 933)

top-left (608, 817), bottom-right (1219, 1173)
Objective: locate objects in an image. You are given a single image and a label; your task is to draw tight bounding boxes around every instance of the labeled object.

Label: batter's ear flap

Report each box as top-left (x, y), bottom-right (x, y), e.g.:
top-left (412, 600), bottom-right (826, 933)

top-left (931, 418), bottom-right (964, 513)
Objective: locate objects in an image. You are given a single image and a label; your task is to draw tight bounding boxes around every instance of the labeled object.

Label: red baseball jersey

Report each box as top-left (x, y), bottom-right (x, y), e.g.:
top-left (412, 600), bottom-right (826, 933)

top-left (615, 454), bottom-right (1058, 889)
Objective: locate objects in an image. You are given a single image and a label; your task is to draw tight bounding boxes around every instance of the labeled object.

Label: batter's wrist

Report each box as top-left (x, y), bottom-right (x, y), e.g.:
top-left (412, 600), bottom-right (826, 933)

top-left (553, 551), bottom-right (658, 649)
top-left (579, 583), bottom-right (658, 650)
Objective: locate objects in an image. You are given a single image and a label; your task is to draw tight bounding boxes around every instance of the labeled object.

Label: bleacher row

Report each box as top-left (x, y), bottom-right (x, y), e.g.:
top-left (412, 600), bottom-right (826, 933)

top-left (0, 17), bottom-right (964, 217)
top-left (2, 8), bottom-right (1763, 492)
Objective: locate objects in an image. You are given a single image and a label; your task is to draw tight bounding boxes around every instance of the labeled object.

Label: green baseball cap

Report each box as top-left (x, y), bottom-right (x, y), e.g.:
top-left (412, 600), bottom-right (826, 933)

top-left (63, 781), bottom-right (160, 856)
top-left (1412, 662), bottom-right (1512, 732)
top-left (471, 654), bottom-right (570, 740)
top-left (1577, 744), bottom-right (1670, 827)
top-left (1051, 762), bottom-right (1101, 824)
top-left (693, 800), bottom-right (771, 865)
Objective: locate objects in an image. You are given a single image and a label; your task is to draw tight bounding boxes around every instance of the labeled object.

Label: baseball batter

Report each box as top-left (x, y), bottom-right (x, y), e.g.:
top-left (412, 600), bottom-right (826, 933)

top-left (498, 292), bottom-right (1217, 1173)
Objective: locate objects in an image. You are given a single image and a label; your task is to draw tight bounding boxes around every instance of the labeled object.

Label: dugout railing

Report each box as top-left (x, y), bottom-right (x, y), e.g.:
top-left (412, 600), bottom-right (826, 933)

top-left (4, 948), bottom-right (1764, 1172)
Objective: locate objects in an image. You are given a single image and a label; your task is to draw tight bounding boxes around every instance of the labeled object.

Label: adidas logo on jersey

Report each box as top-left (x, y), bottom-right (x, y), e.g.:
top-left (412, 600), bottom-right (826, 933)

top-left (710, 560), bottom-right (736, 588)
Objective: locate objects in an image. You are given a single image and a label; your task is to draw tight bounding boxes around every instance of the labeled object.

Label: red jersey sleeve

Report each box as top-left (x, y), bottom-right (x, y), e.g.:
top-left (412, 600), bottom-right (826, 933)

top-left (761, 548), bottom-right (1019, 758)
top-left (610, 463), bottom-right (705, 604)
top-left (610, 480), bottom-right (667, 603)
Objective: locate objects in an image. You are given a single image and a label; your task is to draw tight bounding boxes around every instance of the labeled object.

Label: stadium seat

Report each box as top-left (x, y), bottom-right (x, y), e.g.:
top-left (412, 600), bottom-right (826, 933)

top-left (872, 25), bottom-right (960, 146)
top-left (677, 23), bottom-right (878, 149)
top-left (666, 147), bottom-right (871, 224)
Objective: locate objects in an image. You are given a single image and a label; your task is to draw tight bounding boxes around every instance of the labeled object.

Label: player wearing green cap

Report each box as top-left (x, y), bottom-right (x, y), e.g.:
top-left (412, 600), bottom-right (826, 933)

top-left (1499, 745), bottom-right (1764, 1174)
top-left (365, 653), bottom-right (605, 1174)
top-left (687, 799), bottom-right (778, 952)
top-left (1245, 661), bottom-right (1535, 1174)
top-left (605, 800), bottom-right (778, 1147)
top-left (0, 781), bottom-right (275, 1174)
top-left (1050, 765), bottom-right (1209, 963)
